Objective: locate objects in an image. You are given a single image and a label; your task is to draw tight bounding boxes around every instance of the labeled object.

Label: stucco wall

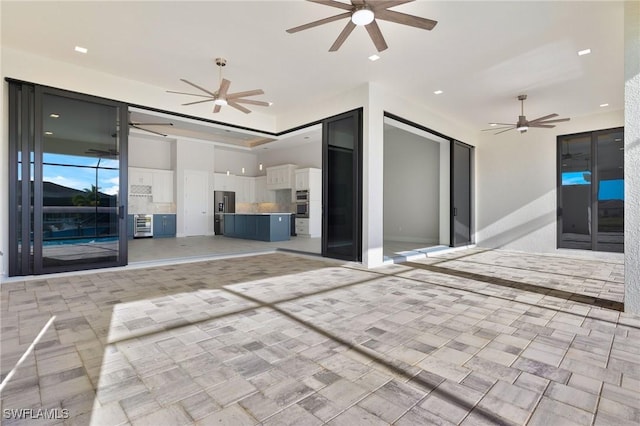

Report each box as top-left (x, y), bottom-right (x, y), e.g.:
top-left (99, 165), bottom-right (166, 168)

top-left (624, 0), bottom-right (640, 314)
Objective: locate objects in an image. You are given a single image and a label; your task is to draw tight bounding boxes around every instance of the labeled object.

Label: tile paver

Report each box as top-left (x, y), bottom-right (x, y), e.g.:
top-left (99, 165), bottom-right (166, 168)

top-left (1, 248), bottom-right (638, 425)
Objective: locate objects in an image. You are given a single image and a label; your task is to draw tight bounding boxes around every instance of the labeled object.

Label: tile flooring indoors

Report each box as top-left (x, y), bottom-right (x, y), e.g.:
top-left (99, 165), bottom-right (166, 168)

top-left (1, 248), bottom-right (639, 425)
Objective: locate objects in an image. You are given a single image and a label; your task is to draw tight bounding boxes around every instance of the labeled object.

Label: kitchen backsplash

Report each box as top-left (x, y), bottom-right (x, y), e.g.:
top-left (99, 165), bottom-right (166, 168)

top-left (237, 202), bottom-right (295, 214)
top-left (128, 195), bottom-right (176, 214)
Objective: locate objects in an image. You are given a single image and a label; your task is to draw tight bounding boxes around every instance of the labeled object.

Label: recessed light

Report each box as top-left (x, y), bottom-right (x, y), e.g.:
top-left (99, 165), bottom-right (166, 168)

top-left (45, 131), bottom-right (53, 135)
top-left (268, 102), bottom-right (273, 106)
top-left (600, 103), bottom-right (609, 107)
top-left (433, 90), bottom-right (443, 95)
top-left (368, 54), bottom-right (380, 61)
top-left (578, 48), bottom-right (591, 56)
top-left (74, 46), bottom-right (88, 54)
top-left (49, 113), bottom-right (60, 118)
top-left (490, 123), bottom-right (497, 127)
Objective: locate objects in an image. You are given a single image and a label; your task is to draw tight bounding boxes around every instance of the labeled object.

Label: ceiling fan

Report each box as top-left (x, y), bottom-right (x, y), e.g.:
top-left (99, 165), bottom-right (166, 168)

top-left (286, 0), bottom-right (437, 52)
top-left (167, 58), bottom-right (270, 114)
top-left (484, 95), bottom-right (570, 135)
top-left (129, 117), bottom-right (174, 137)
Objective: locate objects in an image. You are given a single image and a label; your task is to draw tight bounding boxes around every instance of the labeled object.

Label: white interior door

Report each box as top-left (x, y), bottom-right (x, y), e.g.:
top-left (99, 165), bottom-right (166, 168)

top-left (184, 170), bottom-right (209, 236)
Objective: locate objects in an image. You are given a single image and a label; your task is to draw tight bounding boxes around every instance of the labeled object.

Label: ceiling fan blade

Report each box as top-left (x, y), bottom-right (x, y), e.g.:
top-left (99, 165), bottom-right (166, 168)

top-left (218, 78), bottom-right (231, 98)
top-left (166, 90), bottom-right (212, 98)
top-left (482, 126), bottom-right (514, 131)
top-left (233, 99), bottom-right (271, 106)
top-left (130, 122), bottom-right (174, 127)
top-left (529, 124), bottom-right (556, 128)
top-left (528, 113), bottom-right (558, 123)
top-left (308, 0), bottom-right (354, 11)
top-left (131, 125), bottom-right (167, 137)
top-left (180, 79), bottom-right (218, 97)
top-left (227, 89), bottom-right (265, 99)
top-left (352, 0), bottom-right (365, 5)
top-left (371, 1), bottom-right (415, 11)
top-left (213, 104), bottom-right (222, 114)
top-left (535, 118), bottom-right (571, 124)
top-left (489, 122), bottom-right (516, 126)
top-left (374, 8), bottom-right (437, 30)
top-left (228, 101), bottom-right (252, 114)
top-left (286, 12), bottom-right (351, 33)
top-left (365, 20), bottom-right (388, 52)
top-left (329, 20), bottom-right (356, 51)
top-left (495, 127), bottom-right (516, 135)
top-left (182, 99), bottom-right (216, 106)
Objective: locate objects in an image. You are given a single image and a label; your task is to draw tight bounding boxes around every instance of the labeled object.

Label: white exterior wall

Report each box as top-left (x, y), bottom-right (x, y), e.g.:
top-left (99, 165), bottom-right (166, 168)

top-left (475, 109), bottom-right (623, 253)
top-left (624, 0), bottom-right (640, 314)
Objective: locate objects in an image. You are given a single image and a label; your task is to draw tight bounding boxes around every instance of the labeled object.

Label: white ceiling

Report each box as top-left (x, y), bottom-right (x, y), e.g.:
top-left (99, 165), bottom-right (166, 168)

top-left (1, 1), bottom-right (624, 146)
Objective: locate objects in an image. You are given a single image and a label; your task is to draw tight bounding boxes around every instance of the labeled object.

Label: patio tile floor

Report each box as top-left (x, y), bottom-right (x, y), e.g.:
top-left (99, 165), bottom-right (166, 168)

top-left (1, 248), bottom-right (638, 425)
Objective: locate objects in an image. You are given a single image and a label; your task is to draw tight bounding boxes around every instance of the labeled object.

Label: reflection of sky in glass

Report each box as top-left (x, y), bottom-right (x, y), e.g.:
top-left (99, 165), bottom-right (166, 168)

top-left (43, 153), bottom-right (119, 195)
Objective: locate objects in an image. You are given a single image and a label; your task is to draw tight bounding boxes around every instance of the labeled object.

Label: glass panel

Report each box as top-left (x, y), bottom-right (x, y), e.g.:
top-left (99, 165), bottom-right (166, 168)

top-left (453, 142), bottom-right (471, 246)
top-left (325, 115), bottom-right (358, 260)
top-left (559, 134), bottom-right (592, 249)
top-left (40, 93), bottom-right (120, 269)
top-left (596, 130), bottom-right (624, 252)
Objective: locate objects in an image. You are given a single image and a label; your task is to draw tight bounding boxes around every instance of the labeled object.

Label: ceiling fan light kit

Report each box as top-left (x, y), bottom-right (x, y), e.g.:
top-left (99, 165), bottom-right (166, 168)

top-left (352, 7), bottom-right (374, 25)
top-left (167, 57), bottom-right (270, 114)
top-left (287, 0), bottom-right (438, 52)
top-left (483, 94), bottom-right (570, 135)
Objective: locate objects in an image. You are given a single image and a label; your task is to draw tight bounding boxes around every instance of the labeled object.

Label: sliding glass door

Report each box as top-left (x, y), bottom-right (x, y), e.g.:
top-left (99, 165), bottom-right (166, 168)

top-left (322, 109), bottom-right (362, 261)
top-left (9, 82), bottom-right (128, 276)
top-left (558, 128), bottom-right (624, 252)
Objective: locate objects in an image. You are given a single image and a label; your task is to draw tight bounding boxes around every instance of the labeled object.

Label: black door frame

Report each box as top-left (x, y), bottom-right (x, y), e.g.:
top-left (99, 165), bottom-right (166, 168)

top-left (451, 140), bottom-right (475, 247)
top-left (8, 82), bottom-right (129, 276)
top-left (321, 108), bottom-right (363, 262)
top-left (557, 127), bottom-right (624, 252)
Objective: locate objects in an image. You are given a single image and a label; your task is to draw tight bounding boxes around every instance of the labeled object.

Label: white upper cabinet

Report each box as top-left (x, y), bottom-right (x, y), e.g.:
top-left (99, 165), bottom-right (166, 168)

top-left (151, 170), bottom-right (174, 203)
top-left (266, 164), bottom-right (297, 190)
top-left (236, 176), bottom-right (255, 203)
top-left (254, 176), bottom-right (276, 203)
top-left (295, 168), bottom-right (321, 198)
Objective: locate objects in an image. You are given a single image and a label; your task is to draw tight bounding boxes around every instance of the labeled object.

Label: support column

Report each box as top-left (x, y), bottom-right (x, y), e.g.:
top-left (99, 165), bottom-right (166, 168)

top-left (624, 0), bottom-right (640, 313)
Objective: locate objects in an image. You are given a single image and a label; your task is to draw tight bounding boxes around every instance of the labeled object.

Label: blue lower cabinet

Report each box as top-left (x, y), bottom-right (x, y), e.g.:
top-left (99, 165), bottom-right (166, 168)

top-left (153, 214), bottom-right (176, 238)
top-left (223, 214), bottom-right (290, 242)
top-left (127, 215), bottom-right (134, 240)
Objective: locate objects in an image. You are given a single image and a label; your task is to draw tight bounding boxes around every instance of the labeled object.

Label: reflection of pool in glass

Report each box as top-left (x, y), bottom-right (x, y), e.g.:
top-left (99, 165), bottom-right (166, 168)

top-left (43, 237), bottom-right (118, 246)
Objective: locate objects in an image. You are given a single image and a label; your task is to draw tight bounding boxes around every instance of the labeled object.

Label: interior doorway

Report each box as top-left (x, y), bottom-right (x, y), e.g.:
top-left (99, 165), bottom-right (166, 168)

top-left (383, 116), bottom-right (451, 261)
top-left (183, 170), bottom-right (210, 236)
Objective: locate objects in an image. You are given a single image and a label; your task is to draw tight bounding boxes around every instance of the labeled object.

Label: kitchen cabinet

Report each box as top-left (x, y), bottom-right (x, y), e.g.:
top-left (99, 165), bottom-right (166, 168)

top-left (254, 176), bottom-right (276, 203)
top-left (151, 170), bottom-right (174, 203)
top-left (153, 214), bottom-right (176, 238)
top-left (266, 164), bottom-right (297, 190)
top-left (129, 168), bottom-right (153, 186)
top-left (295, 168), bottom-right (321, 198)
top-left (236, 176), bottom-right (255, 203)
top-left (296, 201), bottom-right (321, 237)
top-left (214, 173), bottom-right (238, 193)
top-left (223, 213), bottom-right (290, 242)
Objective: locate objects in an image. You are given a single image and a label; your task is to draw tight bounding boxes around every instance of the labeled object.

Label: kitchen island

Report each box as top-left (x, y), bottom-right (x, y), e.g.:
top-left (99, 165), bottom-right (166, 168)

top-left (223, 213), bottom-right (291, 242)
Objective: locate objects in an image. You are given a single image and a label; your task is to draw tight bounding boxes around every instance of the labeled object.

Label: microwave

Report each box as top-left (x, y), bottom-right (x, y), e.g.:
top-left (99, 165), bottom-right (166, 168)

top-left (296, 190), bottom-right (309, 202)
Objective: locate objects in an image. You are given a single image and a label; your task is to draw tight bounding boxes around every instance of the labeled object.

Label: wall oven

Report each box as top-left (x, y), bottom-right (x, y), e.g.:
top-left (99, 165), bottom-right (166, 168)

top-left (296, 190), bottom-right (309, 202)
top-left (296, 202), bottom-right (309, 218)
top-left (134, 214), bottom-right (153, 238)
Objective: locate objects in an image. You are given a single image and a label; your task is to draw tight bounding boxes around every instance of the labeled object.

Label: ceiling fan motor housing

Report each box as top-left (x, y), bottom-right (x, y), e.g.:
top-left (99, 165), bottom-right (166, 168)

top-left (517, 115), bottom-right (529, 133)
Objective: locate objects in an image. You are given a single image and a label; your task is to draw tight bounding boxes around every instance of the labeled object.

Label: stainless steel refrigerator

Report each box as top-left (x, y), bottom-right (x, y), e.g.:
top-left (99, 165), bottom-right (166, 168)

top-left (214, 191), bottom-right (236, 235)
